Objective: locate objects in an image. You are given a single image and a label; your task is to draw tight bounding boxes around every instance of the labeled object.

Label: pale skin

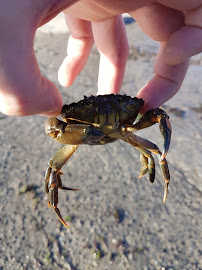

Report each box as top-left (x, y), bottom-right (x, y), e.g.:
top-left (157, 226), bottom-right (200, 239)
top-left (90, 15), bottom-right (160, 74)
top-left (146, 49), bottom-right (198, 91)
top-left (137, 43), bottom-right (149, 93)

top-left (0, 0), bottom-right (201, 116)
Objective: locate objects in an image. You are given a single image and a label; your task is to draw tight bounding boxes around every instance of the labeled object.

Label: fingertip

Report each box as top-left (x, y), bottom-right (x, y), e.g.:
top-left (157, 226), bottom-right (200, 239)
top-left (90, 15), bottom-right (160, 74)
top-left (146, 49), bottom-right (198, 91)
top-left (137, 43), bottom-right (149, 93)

top-left (58, 54), bottom-right (86, 87)
top-left (38, 79), bottom-right (63, 117)
top-left (0, 78), bottom-right (63, 116)
top-left (58, 57), bottom-right (73, 87)
top-left (96, 89), bottom-right (120, 96)
top-left (136, 76), bottom-right (177, 114)
top-left (39, 103), bottom-right (63, 117)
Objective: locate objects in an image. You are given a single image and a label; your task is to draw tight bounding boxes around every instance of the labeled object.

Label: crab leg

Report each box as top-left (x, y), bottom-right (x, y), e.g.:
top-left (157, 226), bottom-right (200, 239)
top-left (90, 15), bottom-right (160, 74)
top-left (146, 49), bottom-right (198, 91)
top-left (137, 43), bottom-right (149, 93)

top-left (125, 133), bottom-right (170, 203)
top-left (45, 145), bottom-right (79, 228)
top-left (124, 137), bottom-right (155, 183)
top-left (139, 154), bottom-right (149, 178)
top-left (127, 108), bottom-right (172, 159)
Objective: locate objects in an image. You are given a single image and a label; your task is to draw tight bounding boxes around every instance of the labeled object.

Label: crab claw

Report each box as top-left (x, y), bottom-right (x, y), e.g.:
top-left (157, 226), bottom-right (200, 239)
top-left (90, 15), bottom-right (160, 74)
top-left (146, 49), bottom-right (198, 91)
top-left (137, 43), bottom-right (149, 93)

top-left (159, 117), bottom-right (172, 160)
top-left (131, 108), bottom-right (172, 160)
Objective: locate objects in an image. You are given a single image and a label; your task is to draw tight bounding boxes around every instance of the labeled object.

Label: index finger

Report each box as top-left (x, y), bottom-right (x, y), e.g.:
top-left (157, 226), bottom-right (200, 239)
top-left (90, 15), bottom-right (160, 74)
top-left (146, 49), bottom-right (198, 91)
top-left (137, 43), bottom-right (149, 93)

top-left (130, 3), bottom-right (190, 113)
top-left (92, 15), bottom-right (129, 95)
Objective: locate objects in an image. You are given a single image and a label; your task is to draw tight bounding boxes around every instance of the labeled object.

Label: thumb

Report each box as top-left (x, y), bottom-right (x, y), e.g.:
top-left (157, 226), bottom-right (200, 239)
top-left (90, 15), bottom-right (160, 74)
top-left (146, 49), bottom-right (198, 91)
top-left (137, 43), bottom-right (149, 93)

top-left (0, 17), bottom-right (63, 116)
top-left (0, 40), bottom-right (63, 116)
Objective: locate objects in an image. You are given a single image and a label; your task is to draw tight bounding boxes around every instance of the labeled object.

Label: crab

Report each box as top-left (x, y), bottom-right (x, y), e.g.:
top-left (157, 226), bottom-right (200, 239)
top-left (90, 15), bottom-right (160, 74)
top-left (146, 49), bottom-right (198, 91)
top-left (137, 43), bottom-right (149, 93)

top-left (45, 94), bottom-right (172, 228)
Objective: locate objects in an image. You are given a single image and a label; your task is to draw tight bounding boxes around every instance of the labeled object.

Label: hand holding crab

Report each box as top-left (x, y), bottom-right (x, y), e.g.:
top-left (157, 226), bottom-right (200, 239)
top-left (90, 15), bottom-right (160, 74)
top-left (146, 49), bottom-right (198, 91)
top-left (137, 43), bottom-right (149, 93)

top-left (0, 1), bottom-right (201, 116)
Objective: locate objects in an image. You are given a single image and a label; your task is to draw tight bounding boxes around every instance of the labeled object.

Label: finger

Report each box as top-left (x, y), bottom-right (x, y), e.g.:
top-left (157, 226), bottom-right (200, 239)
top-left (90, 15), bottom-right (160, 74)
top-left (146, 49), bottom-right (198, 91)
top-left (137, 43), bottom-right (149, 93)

top-left (130, 3), bottom-right (184, 42)
top-left (0, 30), bottom-right (62, 116)
top-left (58, 15), bottom-right (94, 87)
top-left (137, 44), bottom-right (190, 114)
top-left (129, 3), bottom-right (190, 113)
top-left (131, 3), bottom-right (202, 65)
top-left (164, 4), bottom-right (202, 65)
top-left (91, 15), bottom-right (129, 95)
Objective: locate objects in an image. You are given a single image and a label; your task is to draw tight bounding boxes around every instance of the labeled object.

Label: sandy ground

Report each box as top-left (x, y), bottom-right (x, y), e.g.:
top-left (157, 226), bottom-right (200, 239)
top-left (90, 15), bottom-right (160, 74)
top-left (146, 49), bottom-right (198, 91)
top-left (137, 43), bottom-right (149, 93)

top-left (0, 15), bottom-right (202, 270)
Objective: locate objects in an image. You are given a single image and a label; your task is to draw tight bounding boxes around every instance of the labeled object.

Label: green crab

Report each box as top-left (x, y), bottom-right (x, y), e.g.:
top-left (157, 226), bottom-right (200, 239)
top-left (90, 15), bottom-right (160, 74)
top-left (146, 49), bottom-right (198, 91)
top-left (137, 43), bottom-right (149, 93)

top-left (45, 94), bottom-right (172, 228)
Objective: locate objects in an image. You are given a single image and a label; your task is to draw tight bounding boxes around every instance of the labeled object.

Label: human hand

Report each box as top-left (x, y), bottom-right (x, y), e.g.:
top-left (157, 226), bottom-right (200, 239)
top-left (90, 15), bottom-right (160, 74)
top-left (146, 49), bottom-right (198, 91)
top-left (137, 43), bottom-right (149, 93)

top-left (60, 0), bottom-right (202, 113)
top-left (0, 1), bottom-right (201, 116)
top-left (0, 0), bottom-right (78, 116)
